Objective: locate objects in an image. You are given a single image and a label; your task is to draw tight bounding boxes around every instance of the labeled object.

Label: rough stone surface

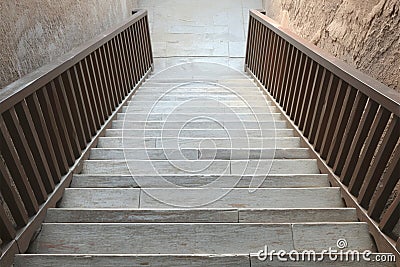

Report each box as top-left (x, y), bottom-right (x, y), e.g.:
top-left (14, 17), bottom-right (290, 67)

top-left (263, 0), bottom-right (400, 92)
top-left (0, 0), bottom-right (138, 89)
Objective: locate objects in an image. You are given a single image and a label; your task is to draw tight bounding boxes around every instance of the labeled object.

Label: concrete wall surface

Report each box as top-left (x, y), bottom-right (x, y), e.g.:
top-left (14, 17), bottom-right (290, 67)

top-left (263, 0), bottom-right (400, 92)
top-left (0, 0), bottom-right (138, 89)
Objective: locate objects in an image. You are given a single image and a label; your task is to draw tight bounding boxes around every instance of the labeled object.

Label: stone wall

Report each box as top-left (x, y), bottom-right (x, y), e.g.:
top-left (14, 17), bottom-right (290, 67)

top-left (263, 0), bottom-right (400, 92)
top-left (0, 0), bottom-right (138, 89)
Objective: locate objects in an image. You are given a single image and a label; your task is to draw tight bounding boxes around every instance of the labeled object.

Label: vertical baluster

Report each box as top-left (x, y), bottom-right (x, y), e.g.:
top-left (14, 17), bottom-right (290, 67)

top-left (26, 94), bottom-right (62, 180)
top-left (0, 149), bottom-right (29, 227)
top-left (15, 101), bottom-right (55, 193)
top-left (280, 45), bottom-right (298, 109)
top-left (107, 41), bottom-right (123, 104)
top-left (144, 15), bottom-right (154, 67)
top-left (3, 107), bottom-right (48, 202)
top-left (284, 50), bottom-right (301, 113)
top-left (297, 60), bottom-right (317, 129)
top-left (87, 54), bottom-right (106, 124)
top-left (0, 202), bottom-right (16, 242)
top-left (308, 71), bottom-right (332, 144)
top-left (128, 25), bottom-right (140, 84)
top-left (95, 47), bottom-right (113, 115)
top-left (140, 18), bottom-right (151, 70)
top-left (326, 86), bottom-right (357, 165)
top-left (120, 30), bottom-right (135, 90)
top-left (320, 80), bottom-right (348, 158)
top-left (115, 33), bottom-right (130, 95)
top-left (91, 51), bottom-right (111, 119)
top-left (46, 81), bottom-right (76, 164)
top-left (80, 59), bottom-right (102, 130)
top-left (302, 64), bottom-right (322, 137)
top-left (245, 16), bottom-right (253, 69)
top-left (266, 32), bottom-right (278, 91)
top-left (379, 193), bottom-right (400, 235)
top-left (289, 54), bottom-right (308, 120)
top-left (357, 116), bottom-right (398, 206)
top-left (271, 37), bottom-right (285, 98)
top-left (256, 24), bottom-right (266, 84)
top-left (0, 117), bottom-right (39, 216)
top-left (368, 145), bottom-right (400, 220)
top-left (333, 92), bottom-right (368, 174)
top-left (36, 89), bottom-right (70, 175)
top-left (54, 77), bottom-right (82, 157)
top-left (72, 65), bottom-right (96, 137)
top-left (341, 100), bottom-right (379, 184)
top-left (61, 70), bottom-right (88, 148)
top-left (348, 107), bottom-right (391, 195)
top-left (277, 44), bottom-right (293, 105)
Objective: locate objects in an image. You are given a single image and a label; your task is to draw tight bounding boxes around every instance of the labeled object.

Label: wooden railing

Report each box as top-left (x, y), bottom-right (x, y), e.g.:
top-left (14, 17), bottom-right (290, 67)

top-left (245, 10), bottom-right (400, 258)
top-left (0, 9), bottom-right (153, 266)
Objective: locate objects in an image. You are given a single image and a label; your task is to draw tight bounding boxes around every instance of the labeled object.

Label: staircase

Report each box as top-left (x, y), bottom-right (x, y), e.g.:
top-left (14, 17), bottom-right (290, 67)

top-left (13, 63), bottom-right (386, 266)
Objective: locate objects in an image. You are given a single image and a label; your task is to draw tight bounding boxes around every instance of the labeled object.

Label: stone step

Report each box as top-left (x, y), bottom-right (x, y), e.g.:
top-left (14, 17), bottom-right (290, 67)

top-left (71, 174), bottom-right (330, 188)
top-left (27, 222), bottom-right (374, 254)
top-left (45, 208), bottom-right (357, 223)
top-left (127, 100), bottom-right (272, 107)
top-left (129, 94), bottom-right (267, 101)
top-left (104, 129), bottom-right (295, 138)
top-left (15, 253), bottom-right (395, 267)
top-left (80, 159), bottom-right (320, 175)
top-left (89, 148), bottom-right (312, 160)
top-left (121, 106), bottom-right (278, 113)
top-left (58, 188), bottom-right (339, 209)
top-left (116, 112), bottom-right (284, 121)
top-left (142, 81), bottom-right (257, 87)
top-left (133, 88), bottom-right (265, 94)
top-left (111, 120), bottom-right (288, 129)
top-left (15, 254), bottom-right (249, 267)
top-left (97, 137), bottom-right (302, 149)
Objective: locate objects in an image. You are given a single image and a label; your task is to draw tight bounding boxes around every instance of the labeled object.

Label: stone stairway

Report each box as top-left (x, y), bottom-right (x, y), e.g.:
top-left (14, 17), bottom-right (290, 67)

top-left (15, 64), bottom-right (386, 266)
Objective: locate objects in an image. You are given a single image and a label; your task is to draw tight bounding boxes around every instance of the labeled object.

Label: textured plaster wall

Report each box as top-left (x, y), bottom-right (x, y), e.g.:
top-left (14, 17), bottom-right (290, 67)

top-left (0, 0), bottom-right (138, 89)
top-left (263, 0), bottom-right (400, 92)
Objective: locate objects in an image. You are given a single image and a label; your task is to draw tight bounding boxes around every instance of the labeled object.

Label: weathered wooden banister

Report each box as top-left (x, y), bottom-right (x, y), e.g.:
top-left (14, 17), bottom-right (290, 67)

top-left (0, 9), bottom-right (153, 266)
top-left (245, 9), bottom-right (399, 258)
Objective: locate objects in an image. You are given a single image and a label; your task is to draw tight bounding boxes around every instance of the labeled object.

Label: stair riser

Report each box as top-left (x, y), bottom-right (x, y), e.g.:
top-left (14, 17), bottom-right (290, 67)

top-left (70, 175), bottom-right (329, 189)
top-left (96, 137), bottom-right (302, 148)
top-left (81, 159), bottom-right (320, 175)
top-left (104, 129), bottom-right (295, 138)
top-left (121, 106), bottom-right (279, 113)
top-left (28, 223), bottom-right (374, 254)
top-left (112, 121), bottom-right (288, 129)
top-left (116, 113), bottom-right (283, 121)
top-left (45, 208), bottom-right (356, 223)
top-left (89, 148), bottom-right (312, 160)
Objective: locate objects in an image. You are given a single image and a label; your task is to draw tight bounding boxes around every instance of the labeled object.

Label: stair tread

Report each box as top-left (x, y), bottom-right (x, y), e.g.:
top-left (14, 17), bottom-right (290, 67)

top-left (45, 208), bottom-right (357, 223)
top-left (88, 148), bottom-right (312, 160)
top-left (14, 254), bottom-right (395, 267)
top-left (80, 159), bottom-right (320, 175)
top-left (71, 174), bottom-right (329, 188)
top-left (59, 188), bottom-right (343, 209)
top-left (28, 223), bottom-right (375, 254)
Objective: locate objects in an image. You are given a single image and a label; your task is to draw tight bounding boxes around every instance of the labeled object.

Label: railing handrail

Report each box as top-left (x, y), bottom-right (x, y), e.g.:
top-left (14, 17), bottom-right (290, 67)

top-left (248, 10), bottom-right (400, 116)
top-left (246, 9), bottom-right (399, 259)
top-left (0, 10), bottom-right (149, 113)
top-left (0, 9), bottom-right (153, 266)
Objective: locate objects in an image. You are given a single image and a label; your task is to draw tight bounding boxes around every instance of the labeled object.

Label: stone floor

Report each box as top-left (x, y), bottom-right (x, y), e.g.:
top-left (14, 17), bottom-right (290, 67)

top-left (137, 0), bottom-right (263, 70)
